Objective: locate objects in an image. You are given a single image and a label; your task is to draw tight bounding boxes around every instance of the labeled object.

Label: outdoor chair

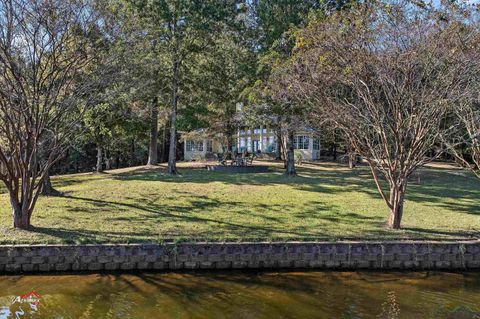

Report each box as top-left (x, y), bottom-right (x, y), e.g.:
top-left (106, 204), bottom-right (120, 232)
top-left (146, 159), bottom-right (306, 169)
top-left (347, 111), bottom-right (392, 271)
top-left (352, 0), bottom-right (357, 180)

top-left (217, 153), bottom-right (227, 166)
top-left (231, 154), bottom-right (244, 166)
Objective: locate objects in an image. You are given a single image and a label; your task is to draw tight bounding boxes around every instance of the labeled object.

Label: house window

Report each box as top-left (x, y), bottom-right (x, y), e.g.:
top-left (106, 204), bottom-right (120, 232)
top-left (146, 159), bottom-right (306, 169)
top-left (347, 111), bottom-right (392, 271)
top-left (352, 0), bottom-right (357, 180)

top-left (240, 138), bottom-right (246, 148)
top-left (206, 140), bottom-right (213, 152)
top-left (313, 138), bottom-right (320, 150)
top-left (294, 136), bottom-right (309, 150)
top-left (186, 140), bottom-right (204, 152)
top-left (186, 140), bottom-right (194, 152)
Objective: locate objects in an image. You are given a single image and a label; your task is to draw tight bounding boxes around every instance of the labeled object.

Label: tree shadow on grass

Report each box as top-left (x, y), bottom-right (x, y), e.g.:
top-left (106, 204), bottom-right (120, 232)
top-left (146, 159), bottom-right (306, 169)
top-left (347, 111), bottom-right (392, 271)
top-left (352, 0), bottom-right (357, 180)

top-left (46, 162), bottom-right (480, 217)
top-left (32, 190), bottom-right (475, 243)
top-left (28, 225), bottom-right (155, 243)
top-left (27, 193), bottom-right (396, 243)
top-left (53, 162), bottom-right (479, 213)
top-left (296, 166), bottom-right (480, 216)
top-left (51, 172), bottom-right (113, 189)
top-left (59, 195), bottom-right (338, 239)
top-left (24, 163), bottom-right (479, 243)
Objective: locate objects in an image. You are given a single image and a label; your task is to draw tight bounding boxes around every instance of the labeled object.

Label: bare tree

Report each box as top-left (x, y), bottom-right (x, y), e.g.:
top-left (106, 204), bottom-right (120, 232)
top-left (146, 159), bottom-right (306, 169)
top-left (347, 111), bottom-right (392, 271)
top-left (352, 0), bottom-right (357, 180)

top-left (450, 101), bottom-right (480, 178)
top-left (444, 20), bottom-right (480, 178)
top-left (0, 0), bottom-right (101, 229)
top-left (289, 1), bottom-right (479, 229)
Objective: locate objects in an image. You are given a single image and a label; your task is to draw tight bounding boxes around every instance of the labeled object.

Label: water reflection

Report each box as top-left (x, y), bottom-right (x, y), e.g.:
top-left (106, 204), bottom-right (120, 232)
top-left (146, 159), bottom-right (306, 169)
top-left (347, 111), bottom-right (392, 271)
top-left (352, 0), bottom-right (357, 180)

top-left (0, 271), bottom-right (478, 318)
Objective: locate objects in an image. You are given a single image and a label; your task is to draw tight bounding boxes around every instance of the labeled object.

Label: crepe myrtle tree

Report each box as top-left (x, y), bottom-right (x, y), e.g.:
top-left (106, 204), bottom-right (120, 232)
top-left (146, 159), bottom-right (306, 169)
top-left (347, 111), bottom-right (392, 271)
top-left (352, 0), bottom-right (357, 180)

top-left (447, 102), bottom-right (480, 179)
top-left (289, 1), bottom-right (478, 229)
top-left (443, 18), bottom-right (480, 179)
top-left (0, 0), bottom-right (103, 229)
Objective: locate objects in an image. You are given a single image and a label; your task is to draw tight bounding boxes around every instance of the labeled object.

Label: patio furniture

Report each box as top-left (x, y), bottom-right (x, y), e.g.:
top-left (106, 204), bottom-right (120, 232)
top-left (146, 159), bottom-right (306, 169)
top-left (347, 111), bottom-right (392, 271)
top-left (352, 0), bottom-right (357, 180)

top-left (216, 153), bottom-right (228, 166)
top-left (231, 154), bottom-right (244, 166)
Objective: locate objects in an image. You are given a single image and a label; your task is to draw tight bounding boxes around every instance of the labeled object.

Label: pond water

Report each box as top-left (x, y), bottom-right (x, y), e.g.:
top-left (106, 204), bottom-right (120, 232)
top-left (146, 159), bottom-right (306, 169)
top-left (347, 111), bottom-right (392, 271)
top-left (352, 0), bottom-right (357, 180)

top-left (0, 271), bottom-right (479, 318)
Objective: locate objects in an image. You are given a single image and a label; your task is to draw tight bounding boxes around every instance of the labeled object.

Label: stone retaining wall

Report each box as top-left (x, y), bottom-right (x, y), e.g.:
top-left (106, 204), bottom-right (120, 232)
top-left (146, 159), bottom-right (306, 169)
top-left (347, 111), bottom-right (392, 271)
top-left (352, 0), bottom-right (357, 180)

top-left (0, 241), bottom-right (479, 273)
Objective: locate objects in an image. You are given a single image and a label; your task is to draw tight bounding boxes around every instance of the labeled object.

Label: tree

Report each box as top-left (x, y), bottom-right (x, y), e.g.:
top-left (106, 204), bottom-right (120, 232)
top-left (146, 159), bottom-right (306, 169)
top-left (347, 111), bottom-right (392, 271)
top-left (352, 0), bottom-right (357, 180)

top-left (0, 0), bottom-right (102, 229)
top-left (190, 26), bottom-right (257, 155)
top-left (247, 0), bottom-right (329, 173)
top-left (450, 101), bottom-right (480, 179)
top-left (147, 97), bottom-right (159, 165)
top-left (98, 0), bottom-right (169, 167)
top-left (129, 0), bottom-right (239, 174)
top-left (40, 135), bottom-right (64, 197)
top-left (83, 101), bottom-right (124, 173)
top-left (248, 30), bottom-right (315, 176)
top-left (289, 1), bottom-right (478, 228)
top-left (252, 0), bottom-right (324, 51)
top-left (442, 4), bottom-right (480, 179)
top-left (260, 57), bottom-right (312, 176)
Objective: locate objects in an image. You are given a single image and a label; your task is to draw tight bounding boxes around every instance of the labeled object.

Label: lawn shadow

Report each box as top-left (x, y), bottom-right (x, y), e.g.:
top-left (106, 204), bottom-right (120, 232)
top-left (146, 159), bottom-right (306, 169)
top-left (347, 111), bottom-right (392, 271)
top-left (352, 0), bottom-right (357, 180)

top-left (295, 165), bottom-right (480, 216)
top-left (28, 161), bottom-right (479, 243)
top-left (31, 193), bottom-right (393, 242)
top-left (53, 162), bottom-right (480, 217)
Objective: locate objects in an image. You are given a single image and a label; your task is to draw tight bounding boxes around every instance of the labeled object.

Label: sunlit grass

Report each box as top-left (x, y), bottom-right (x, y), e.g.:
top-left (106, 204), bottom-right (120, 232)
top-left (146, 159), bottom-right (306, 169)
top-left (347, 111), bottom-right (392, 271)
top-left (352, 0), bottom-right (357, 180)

top-left (0, 161), bottom-right (478, 244)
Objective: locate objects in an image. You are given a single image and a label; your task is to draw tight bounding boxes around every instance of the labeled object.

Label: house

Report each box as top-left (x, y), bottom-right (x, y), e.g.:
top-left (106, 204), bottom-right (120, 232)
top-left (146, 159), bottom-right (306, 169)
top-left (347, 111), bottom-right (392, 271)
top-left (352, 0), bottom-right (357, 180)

top-left (183, 126), bottom-right (320, 161)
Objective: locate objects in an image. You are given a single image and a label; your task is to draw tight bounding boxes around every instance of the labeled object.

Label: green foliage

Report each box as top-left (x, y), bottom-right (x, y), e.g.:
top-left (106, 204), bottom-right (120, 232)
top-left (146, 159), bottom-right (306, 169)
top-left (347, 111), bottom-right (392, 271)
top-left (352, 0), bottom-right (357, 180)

top-left (254, 0), bottom-right (323, 50)
top-left (177, 104), bottom-right (210, 132)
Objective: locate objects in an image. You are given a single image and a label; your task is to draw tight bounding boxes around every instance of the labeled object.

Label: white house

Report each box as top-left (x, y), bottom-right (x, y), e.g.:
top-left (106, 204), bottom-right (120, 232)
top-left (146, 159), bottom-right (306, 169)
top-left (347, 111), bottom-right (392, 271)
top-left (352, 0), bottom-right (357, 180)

top-left (184, 126), bottom-right (320, 161)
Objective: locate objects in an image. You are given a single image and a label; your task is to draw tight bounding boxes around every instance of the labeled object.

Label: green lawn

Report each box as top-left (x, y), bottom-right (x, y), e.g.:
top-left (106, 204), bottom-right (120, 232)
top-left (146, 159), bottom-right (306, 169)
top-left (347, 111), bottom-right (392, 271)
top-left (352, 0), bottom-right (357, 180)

top-left (0, 161), bottom-right (478, 244)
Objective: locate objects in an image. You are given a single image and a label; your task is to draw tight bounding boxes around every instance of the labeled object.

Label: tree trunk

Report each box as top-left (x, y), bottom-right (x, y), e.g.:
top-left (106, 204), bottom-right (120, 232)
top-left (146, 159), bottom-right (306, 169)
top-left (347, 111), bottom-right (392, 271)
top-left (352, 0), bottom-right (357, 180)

top-left (168, 59), bottom-right (180, 175)
top-left (96, 145), bottom-right (103, 173)
top-left (105, 156), bottom-right (111, 170)
top-left (387, 182), bottom-right (407, 229)
top-left (348, 154), bottom-right (356, 169)
top-left (160, 124), bottom-right (168, 162)
top-left (275, 129), bottom-right (282, 160)
top-left (285, 131), bottom-right (296, 176)
top-left (226, 133), bottom-right (234, 160)
top-left (347, 145), bottom-right (356, 169)
top-left (147, 97), bottom-right (159, 166)
top-left (130, 138), bottom-right (136, 166)
top-left (11, 198), bottom-right (30, 229)
top-left (41, 170), bottom-right (62, 197)
top-left (332, 131), bottom-right (338, 161)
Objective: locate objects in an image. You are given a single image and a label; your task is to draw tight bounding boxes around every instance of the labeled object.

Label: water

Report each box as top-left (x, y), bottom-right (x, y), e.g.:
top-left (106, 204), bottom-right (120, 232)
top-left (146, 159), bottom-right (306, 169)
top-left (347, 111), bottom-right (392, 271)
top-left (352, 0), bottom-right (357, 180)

top-left (0, 271), bottom-right (479, 318)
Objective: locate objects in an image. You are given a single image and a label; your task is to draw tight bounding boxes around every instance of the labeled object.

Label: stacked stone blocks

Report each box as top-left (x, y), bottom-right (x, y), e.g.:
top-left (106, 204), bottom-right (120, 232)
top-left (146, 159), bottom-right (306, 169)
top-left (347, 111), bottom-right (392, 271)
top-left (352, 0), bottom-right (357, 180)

top-left (0, 241), bottom-right (478, 273)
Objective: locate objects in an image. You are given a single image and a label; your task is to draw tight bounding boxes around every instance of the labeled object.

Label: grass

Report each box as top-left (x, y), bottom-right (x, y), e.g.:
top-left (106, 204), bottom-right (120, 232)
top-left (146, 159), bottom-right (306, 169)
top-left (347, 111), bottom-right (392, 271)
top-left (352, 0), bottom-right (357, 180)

top-left (0, 161), bottom-right (478, 244)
